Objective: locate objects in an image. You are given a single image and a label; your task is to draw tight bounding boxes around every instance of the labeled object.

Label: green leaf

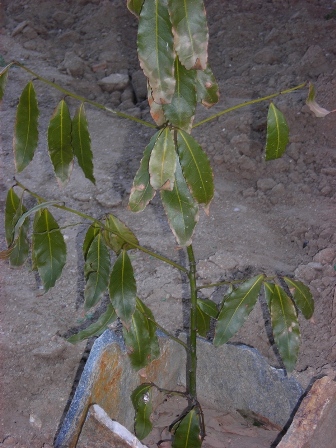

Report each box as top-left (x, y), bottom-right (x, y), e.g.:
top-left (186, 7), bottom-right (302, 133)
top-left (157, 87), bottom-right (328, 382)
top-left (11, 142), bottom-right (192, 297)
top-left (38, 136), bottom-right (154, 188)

top-left (127, 0), bottom-right (144, 17)
top-left (168, 0), bottom-right (208, 71)
top-left (137, 0), bottom-right (175, 104)
top-left (161, 157), bottom-right (199, 246)
top-left (32, 209), bottom-right (67, 292)
top-left (176, 129), bottom-right (214, 209)
top-left (163, 58), bottom-right (197, 131)
top-left (136, 297), bottom-right (160, 361)
top-left (14, 81), bottom-right (39, 172)
top-left (196, 65), bottom-right (219, 108)
top-left (270, 285), bottom-right (300, 372)
top-left (149, 128), bottom-right (176, 190)
top-left (131, 384), bottom-right (153, 440)
top-left (83, 222), bottom-right (101, 260)
top-left (103, 214), bottom-right (139, 254)
top-left (123, 303), bottom-right (160, 370)
top-left (47, 99), bottom-right (73, 185)
top-left (265, 103), bottom-right (289, 161)
top-left (31, 208), bottom-right (42, 271)
top-left (129, 132), bottom-right (158, 212)
top-left (109, 250), bottom-right (136, 326)
top-left (284, 277), bottom-right (314, 320)
top-left (197, 298), bottom-right (218, 318)
top-left (136, 297), bottom-right (159, 340)
top-left (264, 281), bottom-right (276, 309)
top-left (84, 233), bottom-right (111, 310)
top-left (214, 275), bottom-right (264, 346)
top-left (172, 408), bottom-right (202, 448)
top-left (5, 188), bottom-right (29, 266)
top-left (67, 304), bottom-right (117, 343)
top-left (0, 64), bottom-right (9, 101)
top-left (13, 201), bottom-right (60, 242)
top-left (72, 103), bottom-right (95, 184)
top-left (196, 303), bottom-right (210, 337)
top-left (148, 83), bottom-right (166, 125)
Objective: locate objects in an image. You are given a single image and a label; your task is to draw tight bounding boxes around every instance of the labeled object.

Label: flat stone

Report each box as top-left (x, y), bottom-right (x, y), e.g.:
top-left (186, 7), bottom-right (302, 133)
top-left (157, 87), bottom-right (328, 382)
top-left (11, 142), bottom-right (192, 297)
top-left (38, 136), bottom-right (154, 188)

top-left (55, 331), bottom-right (303, 447)
top-left (55, 331), bottom-right (183, 448)
top-left (277, 376), bottom-right (336, 448)
top-left (98, 73), bottom-right (129, 93)
top-left (77, 404), bottom-right (147, 448)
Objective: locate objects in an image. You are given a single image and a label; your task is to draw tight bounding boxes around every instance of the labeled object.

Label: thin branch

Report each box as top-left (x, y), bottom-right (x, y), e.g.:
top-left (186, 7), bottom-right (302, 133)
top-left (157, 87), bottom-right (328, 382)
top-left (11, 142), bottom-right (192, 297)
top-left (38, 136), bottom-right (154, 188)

top-left (11, 61), bottom-right (157, 129)
top-left (14, 180), bottom-right (188, 274)
top-left (192, 82), bottom-right (307, 128)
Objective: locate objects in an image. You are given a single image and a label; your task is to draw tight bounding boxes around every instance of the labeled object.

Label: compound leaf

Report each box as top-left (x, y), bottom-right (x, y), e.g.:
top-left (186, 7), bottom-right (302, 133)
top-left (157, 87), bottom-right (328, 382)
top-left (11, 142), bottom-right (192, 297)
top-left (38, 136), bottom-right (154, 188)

top-left (84, 233), bottom-right (111, 310)
top-left (67, 304), bottom-right (117, 343)
top-left (149, 128), bottom-right (176, 190)
top-left (131, 384), bottom-right (153, 440)
top-left (196, 65), bottom-right (219, 108)
top-left (168, 0), bottom-right (208, 70)
top-left (32, 208), bottom-right (66, 292)
top-left (137, 0), bottom-right (175, 104)
top-left (5, 188), bottom-right (29, 266)
top-left (284, 277), bottom-right (314, 320)
top-left (129, 132), bottom-right (158, 212)
top-left (72, 103), bottom-right (95, 184)
top-left (270, 285), bottom-right (300, 372)
top-left (14, 81), bottom-right (39, 172)
top-left (172, 408), bottom-right (201, 448)
top-left (214, 275), bottom-right (264, 346)
top-left (127, 0), bottom-right (144, 17)
top-left (176, 129), bottom-right (214, 209)
top-left (103, 214), bottom-right (139, 254)
top-left (109, 250), bottom-right (136, 327)
top-left (163, 58), bottom-right (197, 132)
top-left (265, 103), bottom-right (289, 161)
top-left (161, 157), bottom-right (199, 246)
top-left (47, 100), bottom-right (73, 185)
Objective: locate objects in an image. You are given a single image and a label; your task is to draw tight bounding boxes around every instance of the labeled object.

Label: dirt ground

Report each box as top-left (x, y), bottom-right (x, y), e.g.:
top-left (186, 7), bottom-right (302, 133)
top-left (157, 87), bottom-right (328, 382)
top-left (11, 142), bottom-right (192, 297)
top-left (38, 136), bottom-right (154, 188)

top-left (0, 0), bottom-right (335, 447)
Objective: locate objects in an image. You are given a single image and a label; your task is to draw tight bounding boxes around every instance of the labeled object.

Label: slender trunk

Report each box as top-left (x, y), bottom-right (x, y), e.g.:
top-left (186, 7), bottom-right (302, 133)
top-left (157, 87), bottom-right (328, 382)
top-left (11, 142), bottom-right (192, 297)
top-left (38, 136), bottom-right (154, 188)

top-left (186, 244), bottom-right (197, 402)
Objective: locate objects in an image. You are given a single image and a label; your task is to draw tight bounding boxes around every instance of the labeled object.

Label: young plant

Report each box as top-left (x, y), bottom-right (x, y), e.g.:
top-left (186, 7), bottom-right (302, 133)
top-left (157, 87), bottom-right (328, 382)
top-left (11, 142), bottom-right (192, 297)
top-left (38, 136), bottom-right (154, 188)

top-left (2, 0), bottom-right (330, 446)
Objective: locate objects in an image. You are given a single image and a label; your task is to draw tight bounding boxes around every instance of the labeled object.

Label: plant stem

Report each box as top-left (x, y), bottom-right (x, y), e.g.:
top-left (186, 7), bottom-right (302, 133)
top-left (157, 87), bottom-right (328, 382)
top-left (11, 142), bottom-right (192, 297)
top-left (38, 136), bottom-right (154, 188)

top-left (14, 180), bottom-right (188, 274)
top-left (11, 61), bottom-right (157, 129)
top-left (186, 244), bottom-right (198, 402)
top-left (192, 82), bottom-right (307, 128)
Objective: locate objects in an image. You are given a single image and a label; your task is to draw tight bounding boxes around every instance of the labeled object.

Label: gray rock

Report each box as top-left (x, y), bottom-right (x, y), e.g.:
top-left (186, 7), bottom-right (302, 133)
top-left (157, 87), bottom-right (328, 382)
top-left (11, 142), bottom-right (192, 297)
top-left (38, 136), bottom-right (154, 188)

top-left (62, 51), bottom-right (86, 78)
top-left (131, 70), bottom-right (148, 103)
top-left (253, 47), bottom-right (280, 65)
top-left (257, 178), bottom-right (277, 192)
top-left (96, 190), bottom-right (122, 208)
top-left (313, 248), bottom-right (336, 265)
top-left (11, 20), bottom-right (29, 37)
top-left (98, 73), bottom-right (130, 93)
top-left (297, 45), bottom-right (329, 77)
